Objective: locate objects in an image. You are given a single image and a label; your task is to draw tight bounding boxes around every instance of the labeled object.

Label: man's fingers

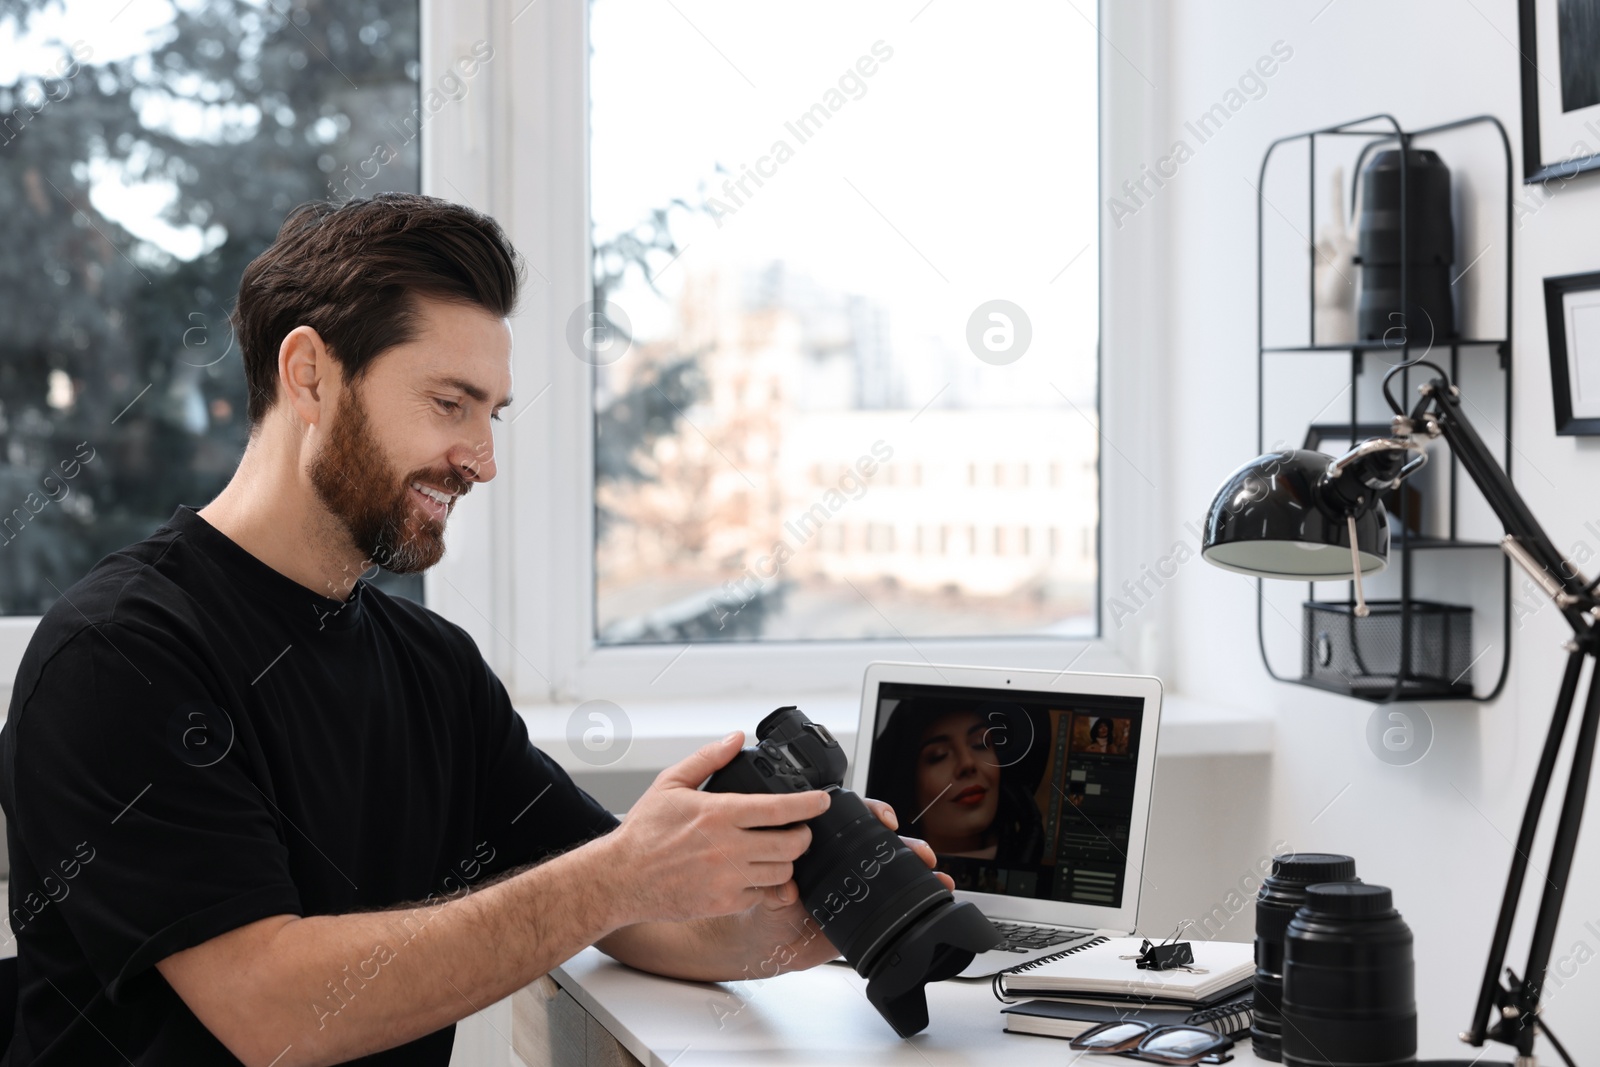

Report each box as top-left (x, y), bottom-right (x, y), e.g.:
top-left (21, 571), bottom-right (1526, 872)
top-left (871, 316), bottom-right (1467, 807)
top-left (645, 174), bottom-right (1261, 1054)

top-left (733, 824), bottom-right (812, 862)
top-left (744, 860), bottom-right (795, 888)
top-left (899, 836), bottom-right (953, 889)
top-left (862, 797), bottom-right (899, 831)
top-left (901, 835), bottom-right (940, 871)
top-left (654, 731), bottom-right (744, 790)
top-left (721, 788), bottom-right (831, 829)
top-left (751, 883), bottom-right (793, 911)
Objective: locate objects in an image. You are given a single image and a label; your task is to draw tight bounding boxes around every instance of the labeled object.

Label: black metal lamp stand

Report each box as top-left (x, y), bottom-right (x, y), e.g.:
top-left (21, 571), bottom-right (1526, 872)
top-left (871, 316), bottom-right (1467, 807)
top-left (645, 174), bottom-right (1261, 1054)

top-left (1314, 362), bottom-right (1595, 1065)
top-left (1417, 378), bottom-right (1597, 1066)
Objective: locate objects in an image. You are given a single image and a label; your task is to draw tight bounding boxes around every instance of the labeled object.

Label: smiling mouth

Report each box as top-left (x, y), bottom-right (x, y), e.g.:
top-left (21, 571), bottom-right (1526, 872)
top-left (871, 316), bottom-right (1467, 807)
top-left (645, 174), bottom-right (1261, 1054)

top-left (951, 786), bottom-right (988, 806)
top-left (409, 481), bottom-right (456, 522)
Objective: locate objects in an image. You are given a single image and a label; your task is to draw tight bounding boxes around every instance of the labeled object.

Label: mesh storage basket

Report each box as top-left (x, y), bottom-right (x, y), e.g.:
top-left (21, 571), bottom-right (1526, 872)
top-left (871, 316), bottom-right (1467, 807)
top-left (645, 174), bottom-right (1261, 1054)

top-left (1302, 599), bottom-right (1473, 700)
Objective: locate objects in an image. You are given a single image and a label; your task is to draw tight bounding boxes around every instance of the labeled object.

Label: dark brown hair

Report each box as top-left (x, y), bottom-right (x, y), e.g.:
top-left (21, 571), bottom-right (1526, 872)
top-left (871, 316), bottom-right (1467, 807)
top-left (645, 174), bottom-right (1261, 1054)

top-left (233, 192), bottom-right (523, 427)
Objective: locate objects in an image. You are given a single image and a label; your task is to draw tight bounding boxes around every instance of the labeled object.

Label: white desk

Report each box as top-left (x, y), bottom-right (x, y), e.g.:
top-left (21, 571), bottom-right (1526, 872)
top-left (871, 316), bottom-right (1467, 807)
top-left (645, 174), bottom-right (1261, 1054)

top-left (513, 947), bottom-right (1269, 1067)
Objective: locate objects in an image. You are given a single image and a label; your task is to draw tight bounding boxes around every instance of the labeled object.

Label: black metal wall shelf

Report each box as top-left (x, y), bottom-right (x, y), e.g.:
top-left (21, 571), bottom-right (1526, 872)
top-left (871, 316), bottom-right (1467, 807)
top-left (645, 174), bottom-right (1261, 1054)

top-left (1254, 113), bottom-right (1515, 704)
top-left (1263, 339), bottom-right (1504, 353)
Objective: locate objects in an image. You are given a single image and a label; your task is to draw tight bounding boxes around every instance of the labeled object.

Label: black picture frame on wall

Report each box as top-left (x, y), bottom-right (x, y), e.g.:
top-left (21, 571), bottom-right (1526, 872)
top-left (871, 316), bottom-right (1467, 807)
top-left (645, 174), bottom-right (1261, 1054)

top-left (1544, 270), bottom-right (1600, 435)
top-left (1519, 0), bottom-right (1600, 183)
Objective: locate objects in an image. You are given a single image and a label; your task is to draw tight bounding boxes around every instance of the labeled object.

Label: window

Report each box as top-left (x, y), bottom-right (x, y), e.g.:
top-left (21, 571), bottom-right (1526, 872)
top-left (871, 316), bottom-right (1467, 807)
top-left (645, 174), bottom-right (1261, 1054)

top-left (1, 0), bottom-right (1120, 702)
top-left (588, 0), bottom-right (1098, 644)
top-left (0, 0), bottom-right (423, 616)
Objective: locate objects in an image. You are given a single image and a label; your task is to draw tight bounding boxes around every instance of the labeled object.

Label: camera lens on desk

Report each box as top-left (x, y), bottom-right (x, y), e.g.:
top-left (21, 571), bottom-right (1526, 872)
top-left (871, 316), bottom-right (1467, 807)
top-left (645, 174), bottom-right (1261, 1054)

top-left (1282, 882), bottom-right (1416, 1067)
top-left (1252, 853), bottom-right (1358, 1062)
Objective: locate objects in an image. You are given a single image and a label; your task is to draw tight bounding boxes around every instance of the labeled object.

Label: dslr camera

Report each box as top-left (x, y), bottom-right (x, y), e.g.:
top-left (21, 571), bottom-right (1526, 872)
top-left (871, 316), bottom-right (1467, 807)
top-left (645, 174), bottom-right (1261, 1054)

top-left (702, 705), bottom-right (998, 1037)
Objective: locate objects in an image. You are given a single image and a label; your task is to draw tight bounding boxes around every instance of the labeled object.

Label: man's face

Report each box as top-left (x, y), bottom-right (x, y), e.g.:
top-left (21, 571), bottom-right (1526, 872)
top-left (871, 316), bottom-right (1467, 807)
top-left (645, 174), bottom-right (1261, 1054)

top-left (307, 296), bottom-right (513, 577)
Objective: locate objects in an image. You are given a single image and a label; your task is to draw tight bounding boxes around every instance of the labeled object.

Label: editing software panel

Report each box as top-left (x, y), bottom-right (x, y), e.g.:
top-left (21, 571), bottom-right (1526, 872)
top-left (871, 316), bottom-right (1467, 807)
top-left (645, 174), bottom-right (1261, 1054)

top-left (866, 682), bottom-right (1145, 907)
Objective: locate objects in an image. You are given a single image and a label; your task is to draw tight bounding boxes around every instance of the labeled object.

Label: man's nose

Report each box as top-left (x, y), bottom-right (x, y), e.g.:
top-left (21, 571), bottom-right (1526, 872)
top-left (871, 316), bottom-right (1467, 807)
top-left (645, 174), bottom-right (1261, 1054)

top-left (450, 446), bottom-right (497, 488)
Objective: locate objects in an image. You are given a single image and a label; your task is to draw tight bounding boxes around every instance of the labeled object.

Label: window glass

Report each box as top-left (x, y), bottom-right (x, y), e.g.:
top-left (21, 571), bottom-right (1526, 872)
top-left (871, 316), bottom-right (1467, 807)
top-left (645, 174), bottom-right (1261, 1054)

top-left (0, 0), bottom-right (423, 615)
top-left (589, 0), bottom-right (1098, 643)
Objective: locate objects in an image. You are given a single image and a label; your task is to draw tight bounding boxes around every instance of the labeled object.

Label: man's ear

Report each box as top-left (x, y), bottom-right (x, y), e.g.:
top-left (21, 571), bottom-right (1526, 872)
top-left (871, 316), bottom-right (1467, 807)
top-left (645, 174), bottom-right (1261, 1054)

top-left (278, 326), bottom-right (335, 431)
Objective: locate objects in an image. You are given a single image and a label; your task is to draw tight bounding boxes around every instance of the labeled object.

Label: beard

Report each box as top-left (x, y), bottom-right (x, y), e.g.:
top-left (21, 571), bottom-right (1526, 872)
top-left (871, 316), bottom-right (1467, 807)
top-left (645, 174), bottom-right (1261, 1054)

top-left (307, 382), bottom-right (462, 577)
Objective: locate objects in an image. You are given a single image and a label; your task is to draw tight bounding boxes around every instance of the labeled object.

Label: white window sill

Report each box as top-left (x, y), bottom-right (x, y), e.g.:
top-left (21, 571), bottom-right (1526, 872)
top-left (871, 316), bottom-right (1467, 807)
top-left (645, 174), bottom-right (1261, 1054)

top-left (518, 691), bottom-right (1273, 775)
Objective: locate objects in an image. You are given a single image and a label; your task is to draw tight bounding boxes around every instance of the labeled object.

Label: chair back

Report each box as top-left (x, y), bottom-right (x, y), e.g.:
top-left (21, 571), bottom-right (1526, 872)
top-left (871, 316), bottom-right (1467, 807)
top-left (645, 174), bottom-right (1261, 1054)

top-left (0, 954), bottom-right (16, 1054)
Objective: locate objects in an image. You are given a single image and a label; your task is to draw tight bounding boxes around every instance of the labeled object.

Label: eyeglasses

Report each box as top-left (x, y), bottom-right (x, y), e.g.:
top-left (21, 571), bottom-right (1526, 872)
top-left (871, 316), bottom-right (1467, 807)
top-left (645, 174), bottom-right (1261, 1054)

top-left (1068, 1020), bottom-right (1234, 1065)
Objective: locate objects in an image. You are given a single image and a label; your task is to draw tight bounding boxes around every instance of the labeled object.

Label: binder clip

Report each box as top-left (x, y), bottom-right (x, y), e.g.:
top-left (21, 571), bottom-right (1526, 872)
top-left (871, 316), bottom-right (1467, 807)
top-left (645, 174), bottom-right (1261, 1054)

top-left (1127, 922), bottom-right (1205, 972)
top-left (1135, 937), bottom-right (1194, 971)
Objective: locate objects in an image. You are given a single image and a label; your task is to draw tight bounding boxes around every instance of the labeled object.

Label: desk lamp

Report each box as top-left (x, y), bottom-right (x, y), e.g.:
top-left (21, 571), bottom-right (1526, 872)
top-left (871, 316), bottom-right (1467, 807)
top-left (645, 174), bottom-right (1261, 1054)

top-left (1199, 358), bottom-right (1593, 1067)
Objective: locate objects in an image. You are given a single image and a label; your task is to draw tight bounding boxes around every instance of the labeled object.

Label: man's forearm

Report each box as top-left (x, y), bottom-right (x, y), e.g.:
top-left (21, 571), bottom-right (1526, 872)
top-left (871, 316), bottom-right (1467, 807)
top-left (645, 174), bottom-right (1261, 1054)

top-left (177, 834), bottom-right (628, 1067)
top-left (596, 907), bottom-right (832, 985)
top-left (164, 734), bottom-right (854, 1066)
top-left (596, 916), bottom-right (742, 982)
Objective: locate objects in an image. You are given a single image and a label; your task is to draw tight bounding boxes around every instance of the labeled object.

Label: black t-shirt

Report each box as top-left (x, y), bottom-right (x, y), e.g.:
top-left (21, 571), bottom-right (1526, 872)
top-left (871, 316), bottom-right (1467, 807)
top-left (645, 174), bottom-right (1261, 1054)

top-left (0, 506), bottom-right (620, 1065)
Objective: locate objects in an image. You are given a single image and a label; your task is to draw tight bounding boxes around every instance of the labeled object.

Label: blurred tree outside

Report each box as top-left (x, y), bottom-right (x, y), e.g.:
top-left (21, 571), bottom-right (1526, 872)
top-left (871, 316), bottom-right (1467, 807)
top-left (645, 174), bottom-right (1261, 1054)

top-left (0, 0), bottom-right (423, 614)
top-left (590, 198), bottom-right (792, 644)
top-left (591, 202), bottom-right (707, 542)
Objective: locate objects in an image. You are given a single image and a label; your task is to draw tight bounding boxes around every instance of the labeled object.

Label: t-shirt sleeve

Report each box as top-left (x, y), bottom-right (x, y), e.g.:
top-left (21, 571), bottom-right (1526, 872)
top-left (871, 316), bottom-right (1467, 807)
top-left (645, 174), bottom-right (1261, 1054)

top-left (9, 623), bottom-right (301, 1000)
top-left (466, 650), bottom-right (620, 881)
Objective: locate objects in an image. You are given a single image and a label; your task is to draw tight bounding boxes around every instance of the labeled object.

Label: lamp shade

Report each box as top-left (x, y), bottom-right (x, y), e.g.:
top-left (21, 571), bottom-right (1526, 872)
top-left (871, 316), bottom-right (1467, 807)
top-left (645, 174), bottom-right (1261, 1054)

top-left (1201, 449), bottom-right (1389, 579)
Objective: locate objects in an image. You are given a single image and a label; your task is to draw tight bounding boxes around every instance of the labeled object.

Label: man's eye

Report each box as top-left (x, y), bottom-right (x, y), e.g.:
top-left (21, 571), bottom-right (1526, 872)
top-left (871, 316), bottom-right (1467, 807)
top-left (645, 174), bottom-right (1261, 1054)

top-left (436, 398), bottom-right (461, 414)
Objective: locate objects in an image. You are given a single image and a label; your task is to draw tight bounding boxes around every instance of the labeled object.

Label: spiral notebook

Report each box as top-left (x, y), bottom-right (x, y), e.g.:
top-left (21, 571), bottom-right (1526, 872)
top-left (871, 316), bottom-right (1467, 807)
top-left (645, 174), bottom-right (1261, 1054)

top-left (992, 936), bottom-right (1255, 1005)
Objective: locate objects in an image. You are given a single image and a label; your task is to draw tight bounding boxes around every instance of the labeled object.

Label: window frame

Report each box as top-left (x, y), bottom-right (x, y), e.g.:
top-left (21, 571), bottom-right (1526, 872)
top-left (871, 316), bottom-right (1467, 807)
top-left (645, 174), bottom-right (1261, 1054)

top-left (1, 0), bottom-right (1169, 711)
top-left (470, 0), bottom-right (1162, 706)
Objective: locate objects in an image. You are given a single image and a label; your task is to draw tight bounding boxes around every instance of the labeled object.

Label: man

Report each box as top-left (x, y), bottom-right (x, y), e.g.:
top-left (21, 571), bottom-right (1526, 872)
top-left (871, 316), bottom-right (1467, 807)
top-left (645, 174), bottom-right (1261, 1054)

top-left (0, 193), bottom-right (947, 1065)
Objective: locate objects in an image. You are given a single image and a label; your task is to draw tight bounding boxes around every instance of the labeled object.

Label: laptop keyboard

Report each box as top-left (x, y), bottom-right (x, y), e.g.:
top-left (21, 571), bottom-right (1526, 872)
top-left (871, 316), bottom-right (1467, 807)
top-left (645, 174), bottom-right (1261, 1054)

top-left (987, 921), bottom-right (1091, 953)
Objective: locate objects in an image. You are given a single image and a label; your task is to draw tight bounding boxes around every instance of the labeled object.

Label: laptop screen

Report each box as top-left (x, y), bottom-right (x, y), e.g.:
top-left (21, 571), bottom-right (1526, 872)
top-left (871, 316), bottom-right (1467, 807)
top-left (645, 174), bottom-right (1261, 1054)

top-left (863, 681), bottom-right (1147, 910)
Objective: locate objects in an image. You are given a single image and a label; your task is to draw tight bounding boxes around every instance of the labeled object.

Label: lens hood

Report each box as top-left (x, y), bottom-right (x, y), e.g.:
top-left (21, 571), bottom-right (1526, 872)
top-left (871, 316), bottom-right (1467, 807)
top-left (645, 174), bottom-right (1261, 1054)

top-left (862, 897), bottom-right (998, 1037)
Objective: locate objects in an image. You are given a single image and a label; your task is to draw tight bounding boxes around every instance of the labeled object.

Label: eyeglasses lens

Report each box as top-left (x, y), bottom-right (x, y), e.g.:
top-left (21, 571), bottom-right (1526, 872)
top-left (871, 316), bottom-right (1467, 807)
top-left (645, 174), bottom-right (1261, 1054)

top-left (1072, 1021), bottom-right (1152, 1050)
top-left (1138, 1028), bottom-right (1229, 1061)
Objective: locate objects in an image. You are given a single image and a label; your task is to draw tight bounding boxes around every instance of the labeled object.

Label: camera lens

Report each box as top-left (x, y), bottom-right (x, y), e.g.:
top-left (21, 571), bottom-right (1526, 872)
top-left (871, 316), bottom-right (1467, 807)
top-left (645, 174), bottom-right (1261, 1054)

top-left (1282, 882), bottom-right (1416, 1067)
top-left (797, 789), bottom-right (953, 968)
top-left (1252, 853), bottom-right (1358, 1062)
top-left (704, 706), bottom-right (998, 1037)
top-left (792, 788), bottom-right (997, 1036)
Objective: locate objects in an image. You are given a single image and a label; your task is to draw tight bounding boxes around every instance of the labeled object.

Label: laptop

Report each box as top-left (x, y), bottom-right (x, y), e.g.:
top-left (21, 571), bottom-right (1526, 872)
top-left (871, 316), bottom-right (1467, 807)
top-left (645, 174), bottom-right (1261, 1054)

top-left (848, 661), bottom-right (1162, 978)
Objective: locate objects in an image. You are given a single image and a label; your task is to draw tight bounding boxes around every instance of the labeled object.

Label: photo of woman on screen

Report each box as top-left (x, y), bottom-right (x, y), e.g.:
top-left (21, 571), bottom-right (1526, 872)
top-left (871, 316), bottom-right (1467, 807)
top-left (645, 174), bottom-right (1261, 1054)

top-left (1082, 717), bottom-right (1112, 753)
top-left (1070, 713), bottom-right (1130, 756)
top-left (867, 697), bottom-right (1046, 865)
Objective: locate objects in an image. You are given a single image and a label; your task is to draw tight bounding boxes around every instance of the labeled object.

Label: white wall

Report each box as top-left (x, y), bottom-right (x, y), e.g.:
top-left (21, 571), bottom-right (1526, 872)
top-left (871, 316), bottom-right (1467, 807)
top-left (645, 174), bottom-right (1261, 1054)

top-left (1132, 0), bottom-right (1600, 1055)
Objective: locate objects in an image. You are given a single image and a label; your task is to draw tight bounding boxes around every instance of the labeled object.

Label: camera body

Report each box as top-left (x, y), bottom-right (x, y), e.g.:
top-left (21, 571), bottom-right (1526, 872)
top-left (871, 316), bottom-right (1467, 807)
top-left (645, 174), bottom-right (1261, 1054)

top-left (702, 706), bottom-right (999, 1037)
top-left (701, 706), bottom-right (848, 796)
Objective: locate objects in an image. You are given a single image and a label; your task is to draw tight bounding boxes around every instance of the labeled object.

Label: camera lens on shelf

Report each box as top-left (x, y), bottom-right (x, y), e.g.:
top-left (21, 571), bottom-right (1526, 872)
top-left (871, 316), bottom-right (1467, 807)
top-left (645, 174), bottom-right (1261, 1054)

top-left (1252, 853), bottom-right (1359, 1062)
top-left (1282, 882), bottom-right (1416, 1067)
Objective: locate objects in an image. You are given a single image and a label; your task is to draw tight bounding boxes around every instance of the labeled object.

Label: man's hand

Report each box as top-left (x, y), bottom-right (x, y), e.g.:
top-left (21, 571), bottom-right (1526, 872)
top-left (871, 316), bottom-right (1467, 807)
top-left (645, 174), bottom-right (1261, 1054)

top-left (596, 775), bottom-right (956, 983)
top-left (594, 731), bottom-right (830, 924)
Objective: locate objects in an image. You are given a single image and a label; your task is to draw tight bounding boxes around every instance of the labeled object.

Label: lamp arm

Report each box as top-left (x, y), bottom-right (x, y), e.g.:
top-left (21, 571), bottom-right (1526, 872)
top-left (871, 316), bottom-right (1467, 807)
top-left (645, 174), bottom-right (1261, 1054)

top-left (1425, 381), bottom-right (1595, 617)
